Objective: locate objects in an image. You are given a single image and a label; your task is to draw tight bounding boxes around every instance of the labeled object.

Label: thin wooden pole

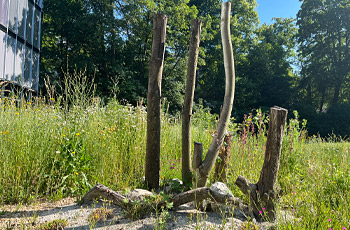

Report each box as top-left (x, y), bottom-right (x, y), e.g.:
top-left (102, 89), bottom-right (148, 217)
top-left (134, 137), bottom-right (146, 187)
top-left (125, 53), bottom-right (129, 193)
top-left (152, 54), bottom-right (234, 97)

top-left (145, 14), bottom-right (167, 190)
top-left (195, 1), bottom-right (236, 188)
top-left (182, 19), bottom-right (202, 185)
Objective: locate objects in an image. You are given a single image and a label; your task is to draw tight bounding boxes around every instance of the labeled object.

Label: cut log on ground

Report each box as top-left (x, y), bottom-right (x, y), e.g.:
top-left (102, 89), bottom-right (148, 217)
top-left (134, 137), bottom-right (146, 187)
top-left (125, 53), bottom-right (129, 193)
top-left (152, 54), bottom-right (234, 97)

top-left (235, 106), bottom-right (288, 222)
top-left (83, 183), bottom-right (242, 211)
top-left (83, 183), bottom-right (133, 209)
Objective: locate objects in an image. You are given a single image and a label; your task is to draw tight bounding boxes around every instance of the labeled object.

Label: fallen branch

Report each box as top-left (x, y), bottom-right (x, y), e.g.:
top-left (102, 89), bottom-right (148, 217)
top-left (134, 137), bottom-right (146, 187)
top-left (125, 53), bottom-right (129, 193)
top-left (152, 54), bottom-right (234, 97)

top-left (83, 183), bottom-right (242, 211)
top-left (83, 183), bottom-right (133, 208)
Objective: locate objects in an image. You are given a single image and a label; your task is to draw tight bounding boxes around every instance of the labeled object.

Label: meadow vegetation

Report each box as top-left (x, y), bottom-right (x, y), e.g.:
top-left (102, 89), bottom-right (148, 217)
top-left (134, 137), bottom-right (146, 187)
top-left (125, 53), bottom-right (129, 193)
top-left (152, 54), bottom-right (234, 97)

top-left (0, 88), bottom-right (349, 229)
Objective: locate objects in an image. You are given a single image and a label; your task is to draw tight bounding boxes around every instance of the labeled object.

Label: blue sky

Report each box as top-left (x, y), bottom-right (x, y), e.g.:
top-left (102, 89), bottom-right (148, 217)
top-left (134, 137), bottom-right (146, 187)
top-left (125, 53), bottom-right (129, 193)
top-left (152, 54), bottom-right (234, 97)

top-left (256, 0), bottom-right (302, 24)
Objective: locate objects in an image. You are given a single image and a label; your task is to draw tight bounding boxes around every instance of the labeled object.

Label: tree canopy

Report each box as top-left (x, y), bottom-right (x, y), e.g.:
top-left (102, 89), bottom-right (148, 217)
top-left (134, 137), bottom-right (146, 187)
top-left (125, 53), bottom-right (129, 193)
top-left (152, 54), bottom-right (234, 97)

top-left (40, 0), bottom-right (350, 137)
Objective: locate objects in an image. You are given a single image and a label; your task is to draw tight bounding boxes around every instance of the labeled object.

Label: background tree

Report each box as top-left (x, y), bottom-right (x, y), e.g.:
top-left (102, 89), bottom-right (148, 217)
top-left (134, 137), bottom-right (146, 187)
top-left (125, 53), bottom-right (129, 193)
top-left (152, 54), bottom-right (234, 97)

top-left (235, 18), bottom-right (298, 111)
top-left (296, 0), bottom-right (350, 111)
top-left (41, 0), bottom-right (122, 95)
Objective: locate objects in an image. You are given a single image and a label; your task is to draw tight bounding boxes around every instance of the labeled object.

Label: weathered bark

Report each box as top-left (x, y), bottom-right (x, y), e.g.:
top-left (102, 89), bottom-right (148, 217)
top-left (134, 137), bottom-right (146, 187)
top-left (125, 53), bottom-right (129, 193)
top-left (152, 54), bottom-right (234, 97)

top-left (83, 183), bottom-right (133, 209)
top-left (214, 134), bottom-right (232, 183)
top-left (83, 183), bottom-right (241, 210)
top-left (182, 20), bottom-right (202, 185)
top-left (145, 14), bottom-right (167, 190)
top-left (235, 106), bottom-right (288, 222)
top-left (194, 2), bottom-right (235, 188)
top-left (193, 142), bottom-right (203, 173)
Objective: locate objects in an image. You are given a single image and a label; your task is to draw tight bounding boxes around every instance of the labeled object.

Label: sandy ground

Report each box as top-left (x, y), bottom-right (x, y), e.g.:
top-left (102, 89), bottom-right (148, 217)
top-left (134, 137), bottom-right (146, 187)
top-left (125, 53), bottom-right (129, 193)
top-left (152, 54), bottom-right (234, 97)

top-left (0, 198), bottom-right (284, 229)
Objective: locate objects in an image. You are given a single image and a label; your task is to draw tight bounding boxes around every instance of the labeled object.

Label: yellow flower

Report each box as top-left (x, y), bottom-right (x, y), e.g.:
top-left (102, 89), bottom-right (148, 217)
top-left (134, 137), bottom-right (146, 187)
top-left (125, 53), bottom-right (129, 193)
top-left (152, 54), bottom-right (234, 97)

top-left (75, 172), bottom-right (79, 175)
top-left (15, 113), bottom-right (19, 115)
top-left (3, 131), bottom-right (9, 135)
top-left (76, 133), bottom-right (80, 136)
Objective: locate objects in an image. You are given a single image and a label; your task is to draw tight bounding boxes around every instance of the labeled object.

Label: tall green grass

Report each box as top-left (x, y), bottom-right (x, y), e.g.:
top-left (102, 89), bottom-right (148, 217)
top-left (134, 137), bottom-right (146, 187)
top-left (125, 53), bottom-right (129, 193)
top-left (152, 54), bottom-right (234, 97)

top-left (0, 82), bottom-right (349, 229)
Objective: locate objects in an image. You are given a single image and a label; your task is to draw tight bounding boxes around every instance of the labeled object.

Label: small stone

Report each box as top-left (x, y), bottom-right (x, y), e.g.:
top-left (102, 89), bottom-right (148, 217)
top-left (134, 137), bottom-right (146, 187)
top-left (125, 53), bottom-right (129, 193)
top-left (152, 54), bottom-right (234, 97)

top-left (210, 182), bottom-right (233, 198)
top-left (172, 178), bottom-right (183, 185)
top-left (126, 189), bottom-right (154, 201)
top-left (209, 182), bottom-right (234, 214)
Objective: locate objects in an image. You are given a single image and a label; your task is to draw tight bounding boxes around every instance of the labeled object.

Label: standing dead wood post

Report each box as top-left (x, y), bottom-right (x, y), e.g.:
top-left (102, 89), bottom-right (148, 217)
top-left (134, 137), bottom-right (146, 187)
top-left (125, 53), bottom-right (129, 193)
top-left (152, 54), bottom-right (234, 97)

top-left (214, 133), bottom-right (232, 183)
top-left (194, 2), bottom-right (236, 188)
top-left (235, 106), bottom-right (288, 221)
top-left (145, 14), bottom-right (167, 190)
top-left (182, 19), bottom-right (202, 185)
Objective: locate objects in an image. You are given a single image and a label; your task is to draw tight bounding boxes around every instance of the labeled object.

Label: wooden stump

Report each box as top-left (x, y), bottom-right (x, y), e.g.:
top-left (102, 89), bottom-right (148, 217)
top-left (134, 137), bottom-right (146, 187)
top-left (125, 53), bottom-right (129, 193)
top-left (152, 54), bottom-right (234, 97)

top-left (214, 134), bottom-right (232, 182)
top-left (235, 106), bottom-right (288, 221)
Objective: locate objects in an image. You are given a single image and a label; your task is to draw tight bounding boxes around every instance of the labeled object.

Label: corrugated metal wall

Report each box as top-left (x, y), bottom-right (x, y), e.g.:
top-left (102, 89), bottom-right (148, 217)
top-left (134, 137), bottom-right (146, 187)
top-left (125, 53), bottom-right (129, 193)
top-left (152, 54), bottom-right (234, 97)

top-left (0, 0), bottom-right (43, 92)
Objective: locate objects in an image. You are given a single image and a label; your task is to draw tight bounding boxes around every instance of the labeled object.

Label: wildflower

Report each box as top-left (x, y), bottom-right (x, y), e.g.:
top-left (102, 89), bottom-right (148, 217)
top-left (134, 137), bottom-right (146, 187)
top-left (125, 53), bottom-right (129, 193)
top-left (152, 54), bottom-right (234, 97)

top-left (262, 208), bottom-right (266, 210)
top-left (56, 151), bottom-right (60, 154)
top-left (328, 219), bottom-right (332, 222)
top-left (3, 131), bottom-right (9, 135)
top-left (259, 211), bottom-right (263, 214)
top-left (75, 172), bottom-right (79, 175)
top-left (76, 133), bottom-right (80, 136)
top-left (292, 209), bottom-right (295, 212)
top-left (342, 227), bottom-right (346, 230)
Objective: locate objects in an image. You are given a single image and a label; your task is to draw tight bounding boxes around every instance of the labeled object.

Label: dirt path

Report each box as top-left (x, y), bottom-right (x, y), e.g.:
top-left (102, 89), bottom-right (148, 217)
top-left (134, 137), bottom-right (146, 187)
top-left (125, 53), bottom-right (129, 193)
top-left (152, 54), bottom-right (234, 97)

top-left (0, 198), bottom-right (281, 229)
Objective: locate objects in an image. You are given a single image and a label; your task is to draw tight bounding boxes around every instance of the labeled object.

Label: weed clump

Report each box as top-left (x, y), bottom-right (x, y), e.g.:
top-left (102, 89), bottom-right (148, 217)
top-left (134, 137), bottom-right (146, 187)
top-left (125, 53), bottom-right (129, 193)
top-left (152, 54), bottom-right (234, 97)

top-left (38, 218), bottom-right (68, 230)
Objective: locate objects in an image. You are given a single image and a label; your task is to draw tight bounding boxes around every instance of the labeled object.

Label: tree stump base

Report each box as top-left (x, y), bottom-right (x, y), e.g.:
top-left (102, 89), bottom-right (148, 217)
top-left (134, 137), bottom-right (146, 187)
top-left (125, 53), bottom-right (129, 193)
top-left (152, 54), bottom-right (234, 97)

top-left (235, 107), bottom-right (288, 222)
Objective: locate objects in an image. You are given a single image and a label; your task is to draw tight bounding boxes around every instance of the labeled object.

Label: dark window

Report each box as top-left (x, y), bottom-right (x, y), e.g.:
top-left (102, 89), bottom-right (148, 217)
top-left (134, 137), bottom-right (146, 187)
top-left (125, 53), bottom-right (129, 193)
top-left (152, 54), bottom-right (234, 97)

top-left (17, 0), bottom-right (27, 39)
top-left (23, 45), bottom-right (32, 88)
top-left (4, 35), bottom-right (16, 81)
top-left (14, 41), bottom-right (24, 84)
top-left (33, 7), bottom-right (40, 48)
top-left (32, 51), bottom-right (39, 90)
top-left (8, 0), bottom-right (18, 33)
top-left (26, 0), bottom-right (33, 44)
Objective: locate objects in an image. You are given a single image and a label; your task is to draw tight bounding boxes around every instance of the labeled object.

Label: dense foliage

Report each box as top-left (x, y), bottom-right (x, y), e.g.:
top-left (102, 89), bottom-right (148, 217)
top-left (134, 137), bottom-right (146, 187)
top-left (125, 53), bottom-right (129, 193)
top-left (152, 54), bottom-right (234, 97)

top-left (40, 0), bottom-right (350, 137)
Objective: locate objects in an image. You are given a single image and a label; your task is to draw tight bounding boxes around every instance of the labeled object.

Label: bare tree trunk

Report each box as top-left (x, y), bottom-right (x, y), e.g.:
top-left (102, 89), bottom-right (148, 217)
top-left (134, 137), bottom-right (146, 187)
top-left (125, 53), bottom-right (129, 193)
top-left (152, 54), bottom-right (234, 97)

top-left (194, 2), bottom-right (235, 188)
top-left (182, 19), bottom-right (202, 185)
top-left (235, 106), bottom-right (288, 221)
top-left (332, 80), bottom-right (342, 105)
top-left (145, 14), bottom-right (167, 190)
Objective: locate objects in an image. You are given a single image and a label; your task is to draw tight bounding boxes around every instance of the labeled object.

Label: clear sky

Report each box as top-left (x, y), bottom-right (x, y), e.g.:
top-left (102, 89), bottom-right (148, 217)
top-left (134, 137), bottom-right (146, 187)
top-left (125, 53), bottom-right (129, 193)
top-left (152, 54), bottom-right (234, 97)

top-left (256, 0), bottom-right (302, 24)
